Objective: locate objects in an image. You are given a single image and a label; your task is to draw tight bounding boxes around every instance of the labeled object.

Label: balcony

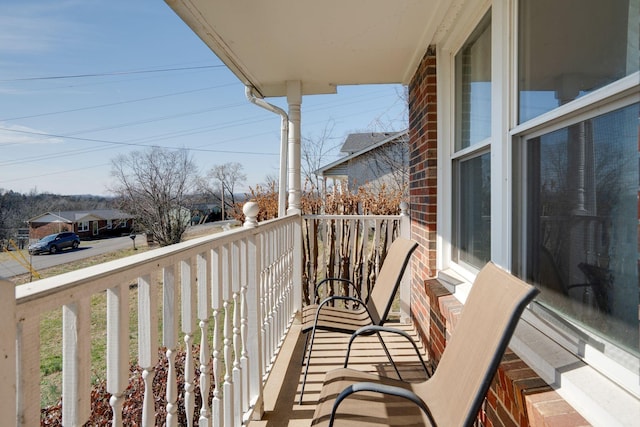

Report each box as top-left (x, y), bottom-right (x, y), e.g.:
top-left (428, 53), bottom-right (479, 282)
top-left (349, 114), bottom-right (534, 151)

top-left (0, 203), bottom-right (411, 426)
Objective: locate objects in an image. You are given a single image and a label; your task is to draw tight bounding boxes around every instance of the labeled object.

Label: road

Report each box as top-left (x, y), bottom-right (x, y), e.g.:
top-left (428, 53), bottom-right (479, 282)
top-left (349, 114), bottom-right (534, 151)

top-left (0, 235), bottom-right (141, 279)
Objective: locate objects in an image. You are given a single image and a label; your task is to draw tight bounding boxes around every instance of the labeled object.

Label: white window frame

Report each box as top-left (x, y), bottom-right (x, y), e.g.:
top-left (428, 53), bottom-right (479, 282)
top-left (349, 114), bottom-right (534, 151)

top-left (437, 2), bottom-right (495, 289)
top-left (78, 221), bottom-right (89, 232)
top-left (435, 0), bottom-right (639, 424)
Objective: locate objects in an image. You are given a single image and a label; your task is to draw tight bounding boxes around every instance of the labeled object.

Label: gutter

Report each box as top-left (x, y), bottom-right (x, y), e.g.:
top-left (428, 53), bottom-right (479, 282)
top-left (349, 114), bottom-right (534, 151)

top-left (245, 86), bottom-right (289, 218)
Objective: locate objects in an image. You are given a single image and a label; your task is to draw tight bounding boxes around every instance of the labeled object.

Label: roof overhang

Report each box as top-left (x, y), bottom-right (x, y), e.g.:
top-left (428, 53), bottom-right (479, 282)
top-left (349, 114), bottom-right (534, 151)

top-left (165, 0), bottom-right (453, 97)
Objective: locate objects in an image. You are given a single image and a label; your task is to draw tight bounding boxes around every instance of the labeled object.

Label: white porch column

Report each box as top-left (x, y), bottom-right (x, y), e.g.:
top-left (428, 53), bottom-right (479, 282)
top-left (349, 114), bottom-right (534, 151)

top-left (286, 80), bottom-right (302, 214)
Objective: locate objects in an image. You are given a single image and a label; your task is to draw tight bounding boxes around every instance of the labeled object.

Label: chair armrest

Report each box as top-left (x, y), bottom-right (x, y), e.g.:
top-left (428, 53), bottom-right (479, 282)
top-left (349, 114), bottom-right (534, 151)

top-left (328, 381), bottom-right (436, 427)
top-left (344, 325), bottom-right (431, 378)
top-left (315, 277), bottom-right (361, 302)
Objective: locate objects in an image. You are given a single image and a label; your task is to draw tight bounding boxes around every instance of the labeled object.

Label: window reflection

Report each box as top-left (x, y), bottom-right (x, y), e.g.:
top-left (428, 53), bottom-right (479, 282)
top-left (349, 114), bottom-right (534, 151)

top-left (518, 0), bottom-right (639, 123)
top-left (525, 103), bottom-right (639, 354)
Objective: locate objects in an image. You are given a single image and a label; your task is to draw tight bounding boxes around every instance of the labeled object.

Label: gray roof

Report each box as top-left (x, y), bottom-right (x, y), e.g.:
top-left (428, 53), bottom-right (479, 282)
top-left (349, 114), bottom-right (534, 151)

top-left (340, 132), bottom-right (400, 154)
top-left (28, 209), bottom-right (133, 224)
top-left (58, 209), bottom-right (133, 221)
top-left (317, 130), bottom-right (408, 176)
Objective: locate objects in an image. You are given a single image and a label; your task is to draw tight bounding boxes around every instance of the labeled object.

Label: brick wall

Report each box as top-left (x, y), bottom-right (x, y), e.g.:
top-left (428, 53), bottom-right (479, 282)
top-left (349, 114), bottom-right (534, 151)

top-left (408, 45), bottom-right (438, 342)
top-left (407, 47), bottom-right (590, 427)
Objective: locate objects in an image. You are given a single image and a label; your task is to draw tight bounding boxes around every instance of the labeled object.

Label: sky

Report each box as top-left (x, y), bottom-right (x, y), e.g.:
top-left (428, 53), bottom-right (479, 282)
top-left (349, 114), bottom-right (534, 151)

top-left (0, 1), bottom-right (408, 196)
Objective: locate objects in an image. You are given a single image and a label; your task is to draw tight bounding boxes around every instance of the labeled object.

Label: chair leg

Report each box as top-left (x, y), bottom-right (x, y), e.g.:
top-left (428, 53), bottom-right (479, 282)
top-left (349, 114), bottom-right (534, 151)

top-left (376, 331), bottom-right (403, 381)
top-left (300, 331), bottom-right (309, 365)
top-left (299, 326), bottom-right (318, 404)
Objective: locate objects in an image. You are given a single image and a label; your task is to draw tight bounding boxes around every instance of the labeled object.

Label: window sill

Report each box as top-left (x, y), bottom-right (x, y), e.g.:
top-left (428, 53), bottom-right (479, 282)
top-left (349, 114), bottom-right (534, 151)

top-left (510, 317), bottom-right (639, 426)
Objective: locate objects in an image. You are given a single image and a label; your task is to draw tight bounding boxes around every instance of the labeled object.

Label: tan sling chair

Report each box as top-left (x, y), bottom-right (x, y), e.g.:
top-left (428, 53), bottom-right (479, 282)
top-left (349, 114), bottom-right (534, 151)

top-left (311, 261), bottom-right (539, 426)
top-left (299, 237), bottom-right (418, 403)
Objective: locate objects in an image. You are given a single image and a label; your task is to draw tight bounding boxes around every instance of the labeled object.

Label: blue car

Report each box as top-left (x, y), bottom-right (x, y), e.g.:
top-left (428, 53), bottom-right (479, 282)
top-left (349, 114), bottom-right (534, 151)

top-left (28, 232), bottom-right (80, 255)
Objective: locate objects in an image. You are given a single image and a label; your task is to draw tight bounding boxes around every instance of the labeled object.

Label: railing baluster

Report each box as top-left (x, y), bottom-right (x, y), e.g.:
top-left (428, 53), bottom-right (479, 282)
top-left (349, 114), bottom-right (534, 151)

top-left (107, 284), bottom-right (129, 427)
top-left (260, 247), bottom-right (268, 378)
top-left (222, 243), bottom-right (235, 426)
top-left (197, 251), bottom-right (211, 426)
top-left (240, 238), bottom-right (250, 414)
top-left (211, 246), bottom-right (223, 427)
top-left (245, 222), bottom-right (264, 419)
top-left (180, 259), bottom-right (196, 427)
top-left (232, 241), bottom-right (242, 423)
top-left (16, 316), bottom-right (40, 427)
top-left (232, 290), bottom-right (241, 422)
top-left (263, 233), bottom-right (273, 365)
top-left (62, 297), bottom-right (91, 426)
top-left (269, 229), bottom-right (279, 361)
top-left (138, 273), bottom-right (158, 427)
top-left (163, 265), bottom-right (178, 427)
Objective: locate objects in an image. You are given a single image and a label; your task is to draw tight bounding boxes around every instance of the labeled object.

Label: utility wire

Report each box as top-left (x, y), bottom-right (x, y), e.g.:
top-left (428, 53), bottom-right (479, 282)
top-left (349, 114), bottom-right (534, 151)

top-left (0, 83), bottom-right (236, 121)
top-left (0, 102), bottom-right (248, 148)
top-left (0, 97), bottom-right (400, 166)
top-left (0, 127), bottom-right (279, 156)
top-left (0, 65), bottom-right (227, 83)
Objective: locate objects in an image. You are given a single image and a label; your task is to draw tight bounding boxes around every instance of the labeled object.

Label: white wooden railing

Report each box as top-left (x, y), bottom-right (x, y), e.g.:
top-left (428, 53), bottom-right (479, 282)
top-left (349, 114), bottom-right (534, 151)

top-left (0, 203), bottom-right (409, 426)
top-left (302, 202), bottom-right (411, 319)
top-left (2, 202), bottom-right (301, 427)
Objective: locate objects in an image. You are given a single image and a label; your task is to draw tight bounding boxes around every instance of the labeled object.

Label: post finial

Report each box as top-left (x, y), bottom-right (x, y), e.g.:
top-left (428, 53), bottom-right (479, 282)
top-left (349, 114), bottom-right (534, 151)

top-left (400, 201), bottom-right (409, 216)
top-left (243, 201), bottom-right (259, 228)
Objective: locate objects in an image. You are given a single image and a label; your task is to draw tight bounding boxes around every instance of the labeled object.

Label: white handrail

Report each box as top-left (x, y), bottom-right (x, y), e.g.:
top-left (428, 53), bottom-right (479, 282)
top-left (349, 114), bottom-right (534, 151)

top-left (11, 210), bottom-right (300, 427)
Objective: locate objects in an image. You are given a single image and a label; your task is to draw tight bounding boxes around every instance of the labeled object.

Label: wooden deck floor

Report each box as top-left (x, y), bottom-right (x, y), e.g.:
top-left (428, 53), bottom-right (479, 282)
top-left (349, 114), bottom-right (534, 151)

top-left (248, 319), bottom-right (430, 427)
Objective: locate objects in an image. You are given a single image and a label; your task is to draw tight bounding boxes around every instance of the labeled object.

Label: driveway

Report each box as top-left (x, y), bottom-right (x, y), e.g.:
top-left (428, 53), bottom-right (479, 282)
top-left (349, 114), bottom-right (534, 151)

top-left (0, 235), bottom-right (143, 279)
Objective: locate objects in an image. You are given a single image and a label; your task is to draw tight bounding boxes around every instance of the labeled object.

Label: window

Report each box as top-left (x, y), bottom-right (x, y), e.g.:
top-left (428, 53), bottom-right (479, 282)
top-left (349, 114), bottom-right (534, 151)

top-left (452, 11), bottom-right (492, 270)
top-left (518, 0), bottom-right (639, 123)
top-left (78, 221), bottom-right (89, 232)
top-left (107, 220), bottom-right (112, 229)
top-left (519, 103), bottom-right (639, 356)
top-left (514, 0), bottom-right (639, 374)
top-left (454, 152), bottom-right (491, 268)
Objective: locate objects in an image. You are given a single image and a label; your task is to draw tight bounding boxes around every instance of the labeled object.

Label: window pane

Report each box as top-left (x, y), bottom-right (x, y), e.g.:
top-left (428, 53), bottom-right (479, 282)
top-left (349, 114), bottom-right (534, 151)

top-left (524, 103), bottom-right (639, 355)
top-left (455, 11), bottom-right (491, 151)
top-left (455, 153), bottom-right (491, 268)
top-left (519, 0), bottom-right (639, 123)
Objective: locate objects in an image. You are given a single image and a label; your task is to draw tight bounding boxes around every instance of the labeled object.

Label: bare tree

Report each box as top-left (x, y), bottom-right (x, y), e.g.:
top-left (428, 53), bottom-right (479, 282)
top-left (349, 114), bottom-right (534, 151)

top-left (110, 147), bottom-right (197, 246)
top-left (365, 134), bottom-right (409, 195)
top-left (200, 162), bottom-right (246, 220)
top-left (301, 120), bottom-right (339, 193)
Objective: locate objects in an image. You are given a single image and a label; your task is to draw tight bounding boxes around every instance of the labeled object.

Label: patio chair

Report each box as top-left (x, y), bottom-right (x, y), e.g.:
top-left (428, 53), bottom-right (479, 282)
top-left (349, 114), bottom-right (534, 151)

top-left (299, 237), bottom-right (418, 403)
top-left (310, 261), bottom-right (539, 426)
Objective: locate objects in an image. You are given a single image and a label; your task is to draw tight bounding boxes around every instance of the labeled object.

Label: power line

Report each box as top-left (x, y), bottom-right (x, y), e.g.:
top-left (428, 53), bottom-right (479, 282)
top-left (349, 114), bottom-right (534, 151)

top-left (0, 127), bottom-right (279, 156)
top-left (0, 102), bottom-right (248, 148)
top-left (0, 83), bottom-right (237, 121)
top-left (0, 65), bottom-right (227, 83)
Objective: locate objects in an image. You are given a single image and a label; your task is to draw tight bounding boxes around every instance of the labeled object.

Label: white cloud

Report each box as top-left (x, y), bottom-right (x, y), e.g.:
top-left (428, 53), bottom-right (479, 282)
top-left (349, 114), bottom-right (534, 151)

top-left (0, 123), bottom-right (63, 145)
top-left (0, 1), bottom-right (88, 54)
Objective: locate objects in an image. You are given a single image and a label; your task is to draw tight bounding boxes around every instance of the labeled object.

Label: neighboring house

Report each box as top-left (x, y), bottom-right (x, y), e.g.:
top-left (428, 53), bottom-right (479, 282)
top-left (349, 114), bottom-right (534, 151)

top-left (160, 2), bottom-right (640, 425)
top-left (316, 130), bottom-right (409, 193)
top-left (27, 209), bottom-right (134, 240)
